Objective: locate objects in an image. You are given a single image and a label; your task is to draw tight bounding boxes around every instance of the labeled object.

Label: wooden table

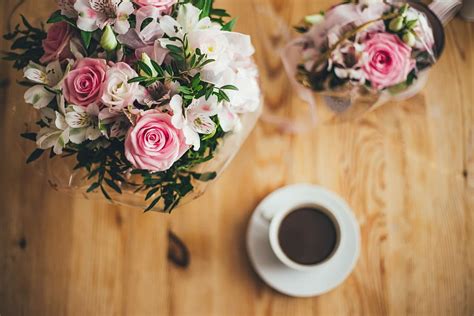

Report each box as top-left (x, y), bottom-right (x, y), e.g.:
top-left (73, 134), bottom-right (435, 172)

top-left (0, 0), bottom-right (473, 315)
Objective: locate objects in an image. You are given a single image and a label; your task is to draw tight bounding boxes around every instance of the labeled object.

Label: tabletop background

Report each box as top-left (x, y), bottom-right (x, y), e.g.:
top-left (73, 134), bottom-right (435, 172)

top-left (0, 0), bottom-right (473, 315)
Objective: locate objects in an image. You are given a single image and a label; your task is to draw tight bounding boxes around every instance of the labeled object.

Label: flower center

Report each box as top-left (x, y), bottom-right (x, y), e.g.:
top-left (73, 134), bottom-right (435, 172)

top-left (374, 51), bottom-right (392, 66)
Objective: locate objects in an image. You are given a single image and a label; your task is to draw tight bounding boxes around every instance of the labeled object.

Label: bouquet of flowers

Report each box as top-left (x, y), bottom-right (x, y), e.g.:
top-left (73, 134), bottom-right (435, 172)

top-left (4, 0), bottom-right (261, 212)
top-left (282, 0), bottom-right (443, 116)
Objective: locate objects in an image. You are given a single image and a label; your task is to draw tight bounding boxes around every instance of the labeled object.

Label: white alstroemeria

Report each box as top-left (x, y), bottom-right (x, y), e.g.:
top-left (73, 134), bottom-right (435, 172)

top-left (36, 96), bottom-right (102, 154)
top-left (36, 96), bottom-right (70, 155)
top-left (217, 102), bottom-right (241, 133)
top-left (65, 104), bottom-right (102, 144)
top-left (74, 0), bottom-right (134, 34)
top-left (57, 0), bottom-right (77, 18)
top-left (23, 60), bottom-right (68, 109)
top-left (170, 94), bottom-right (218, 151)
top-left (159, 3), bottom-right (218, 47)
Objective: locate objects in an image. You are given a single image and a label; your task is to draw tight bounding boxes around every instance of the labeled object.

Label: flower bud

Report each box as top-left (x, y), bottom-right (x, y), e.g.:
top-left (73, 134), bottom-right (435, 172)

top-left (140, 53), bottom-right (158, 77)
top-left (389, 16), bottom-right (404, 32)
top-left (304, 14), bottom-right (324, 25)
top-left (402, 31), bottom-right (416, 47)
top-left (100, 25), bottom-right (118, 52)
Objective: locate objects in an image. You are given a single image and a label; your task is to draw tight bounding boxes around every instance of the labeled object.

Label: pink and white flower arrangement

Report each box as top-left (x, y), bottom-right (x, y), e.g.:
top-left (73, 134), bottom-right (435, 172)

top-left (286, 0), bottom-right (439, 96)
top-left (5, 0), bottom-right (260, 212)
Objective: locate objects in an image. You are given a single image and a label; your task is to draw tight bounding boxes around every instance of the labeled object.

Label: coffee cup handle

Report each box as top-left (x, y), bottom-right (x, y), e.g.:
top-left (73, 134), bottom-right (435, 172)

top-left (260, 208), bottom-right (275, 223)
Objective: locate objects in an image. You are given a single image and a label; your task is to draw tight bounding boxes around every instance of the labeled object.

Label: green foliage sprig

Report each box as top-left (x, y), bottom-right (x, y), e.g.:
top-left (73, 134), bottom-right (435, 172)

top-left (3, 16), bottom-right (46, 69)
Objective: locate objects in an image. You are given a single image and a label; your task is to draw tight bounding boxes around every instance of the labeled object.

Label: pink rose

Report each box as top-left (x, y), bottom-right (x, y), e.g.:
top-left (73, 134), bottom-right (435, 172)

top-left (362, 33), bottom-right (416, 89)
top-left (133, 0), bottom-right (176, 14)
top-left (125, 111), bottom-right (188, 172)
top-left (40, 22), bottom-right (74, 64)
top-left (63, 58), bottom-right (107, 107)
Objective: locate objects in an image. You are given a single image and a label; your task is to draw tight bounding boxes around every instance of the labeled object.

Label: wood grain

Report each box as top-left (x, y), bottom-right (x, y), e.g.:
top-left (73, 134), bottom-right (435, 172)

top-left (0, 0), bottom-right (473, 315)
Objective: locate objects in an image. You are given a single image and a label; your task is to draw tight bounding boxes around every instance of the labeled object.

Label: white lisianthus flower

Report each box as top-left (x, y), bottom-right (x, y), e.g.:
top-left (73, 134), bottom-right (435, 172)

top-left (101, 62), bottom-right (147, 111)
top-left (158, 3), bottom-right (219, 47)
top-left (160, 3), bottom-right (261, 134)
top-left (170, 94), bottom-right (218, 151)
top-left (23, 60), bottom-right (70, 109)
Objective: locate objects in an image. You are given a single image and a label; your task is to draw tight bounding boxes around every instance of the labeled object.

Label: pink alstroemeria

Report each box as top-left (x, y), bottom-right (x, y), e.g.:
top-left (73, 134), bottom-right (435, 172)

top-left (57, 0), bottom-right (77, 18)
top-left (74, 0), bottom-right (134, 34)
top-left (117, 13), bottom-right (168, 63)
top-left (170, 95), bottom-right (218, 151)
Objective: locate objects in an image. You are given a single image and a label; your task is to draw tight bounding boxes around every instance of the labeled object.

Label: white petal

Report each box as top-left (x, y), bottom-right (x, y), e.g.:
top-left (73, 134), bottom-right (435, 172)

top-left (75, 0), bottom-right (99, 32)
top-left (69, 128), bottom-right (87, 144)
top-left (86, 127), bottom-right (102, 140)
top-left (24, 68), bottom-right (48, 84)
top-left (113, 19), bottom-right (130, 35)
top-left (218, 103), bottom-right (240, 132)
top-left (190, 114), bottom-right (216, 135)
top-left (55, 111), bottom-right (68, 130)
top-left (37, 128), bottom-right (61, 149)
top-left (46, 60), bottom-right (64, 86)
top-left (159, 15), bottom-right (183, 38)
top-left (334, 67), bottom-right (349, 79)
top-left (177, 3), bottom-right (205, 32)
top-left (170, 95), bottom-right (185, 129)
top-left (77, 15), bottom-right (99, 32)
top-left (24, 85), bottom-right (55, 109)
top-left (193, 95), bottom-right (218, 115)
top-left (183, 125), bottom-right (200, 151)
top-left (65, 111), bottom-right (88, 128)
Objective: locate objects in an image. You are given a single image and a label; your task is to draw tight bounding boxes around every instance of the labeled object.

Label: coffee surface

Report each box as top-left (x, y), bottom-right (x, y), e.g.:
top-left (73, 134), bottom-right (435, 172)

top-left (278, 207), bottom-right (338, 265)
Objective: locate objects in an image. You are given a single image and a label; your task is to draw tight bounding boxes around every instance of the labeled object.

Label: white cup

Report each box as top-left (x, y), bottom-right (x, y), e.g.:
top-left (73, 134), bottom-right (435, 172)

top-left (267, 203), bottom-right (342, 271)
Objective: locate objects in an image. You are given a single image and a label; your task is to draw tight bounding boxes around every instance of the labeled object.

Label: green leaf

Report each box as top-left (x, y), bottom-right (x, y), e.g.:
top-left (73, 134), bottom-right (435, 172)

top-left (105, 178), bottom-right (122, 194)
top-left (191, 73), bottom-right (201, 88)
top-left (192, 171), bottom-right (217, 182)
top-left (47, 10), bottom-right (63, 24)
top-left (145, 187), bottom-right (160, 201)
top-left (219, 91), bottom-right (230, 102)
top-left (87, 182), bottom-right (100, 193)
top-left (20, 15), bottom-right (33, 29)
top-left (165, 196), bottom-right (181, 213)
top-left (150, 59), bottom-right (164, 76)
top-left (211, 8), bottom-right (230, 18)
top-left (81, 31), bottom-right (93, 49)
top-left (137, 60), bottom-right (153, 76)
top-left (145, 196), bottom-right (161, 212)
top-left (199, 0), bottom-right (212, 19)
top-left (166, 44), bottom-right (182, 55)
top-left (100, 185), bottom-right (112, 200)
top-left (20, 132), bottom-right (37, 141)
top-left (220, 85), bottom-right (238, 91)
top-left (26, 148), bottom-right (44, 163)
top-left (128, 76), bottom-right (148, 83)
top-left (222, 18), bottom-right (237, 31)
top-left (405, 19), bottom-right (418, 30)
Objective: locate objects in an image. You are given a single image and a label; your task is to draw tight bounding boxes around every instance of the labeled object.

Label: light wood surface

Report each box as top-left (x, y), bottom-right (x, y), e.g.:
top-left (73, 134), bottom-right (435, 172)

top-left (0, 0), bottom-right (473, 315)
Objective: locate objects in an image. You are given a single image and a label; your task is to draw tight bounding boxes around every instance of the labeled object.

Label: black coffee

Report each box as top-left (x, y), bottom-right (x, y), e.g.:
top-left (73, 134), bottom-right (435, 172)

top-left (278, 207), bottom-right (338, 265)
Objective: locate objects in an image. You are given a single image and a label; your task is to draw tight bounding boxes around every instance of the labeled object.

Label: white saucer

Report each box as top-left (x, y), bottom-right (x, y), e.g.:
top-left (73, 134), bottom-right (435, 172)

top-left (246, 184), bottom-right (360, 297)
